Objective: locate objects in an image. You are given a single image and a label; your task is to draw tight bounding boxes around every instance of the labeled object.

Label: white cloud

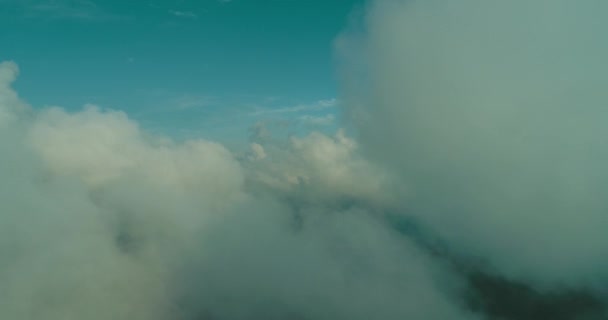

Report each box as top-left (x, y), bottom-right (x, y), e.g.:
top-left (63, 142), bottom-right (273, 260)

top-left (0, 61), bottom-right (29, 125)
top-left (299, 113), bottom-right (335, 126)
top-left (0, 61), bottom-right (479, 320)
top-left (243, 129), bottom-right (401, 208)
top-left (168, 10), bottom-right (198, 18)
top-left (4, 1), bottom-right (607, 316)
top-left (338, 0), bottom-right (608, 289)
top-left (22, 0), bottom-right (126, 21)
top-left (248, 142), bottom-right (267, 160)
top-left (250, 98), bottom-right (338, 116)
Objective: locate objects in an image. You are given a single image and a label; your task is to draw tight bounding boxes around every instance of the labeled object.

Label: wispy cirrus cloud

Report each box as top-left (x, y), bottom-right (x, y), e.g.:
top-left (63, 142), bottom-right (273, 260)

top-left (249, 98), bottom-right (338, 116)
top-left (168, 9), bottom-right (197, 19)
top-left (169, 94), bottom-right (213, 110)
top-left (128, 90), bottom-right (216, 115)
top-left (17, 0), bottom-right (126, 21)
top-left (299, 114), bottom-right (335, 126)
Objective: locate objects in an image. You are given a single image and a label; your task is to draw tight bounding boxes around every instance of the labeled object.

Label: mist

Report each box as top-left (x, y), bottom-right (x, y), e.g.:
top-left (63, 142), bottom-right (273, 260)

top-left (337, 0), bottom-right (608, 315)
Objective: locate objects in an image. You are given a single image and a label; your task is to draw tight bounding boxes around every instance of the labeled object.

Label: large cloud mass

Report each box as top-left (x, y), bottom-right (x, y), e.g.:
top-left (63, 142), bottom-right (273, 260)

top-left (0, 60), bottom-right (477, 319)
top-left (4, 0), bottom-right (608, 318)
top-left (339, 0), bottom-right (608, 290)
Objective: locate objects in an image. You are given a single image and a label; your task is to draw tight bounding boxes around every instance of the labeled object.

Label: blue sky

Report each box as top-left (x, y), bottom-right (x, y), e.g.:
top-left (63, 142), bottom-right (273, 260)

top-left (1, 0), bottom-right (363, 146)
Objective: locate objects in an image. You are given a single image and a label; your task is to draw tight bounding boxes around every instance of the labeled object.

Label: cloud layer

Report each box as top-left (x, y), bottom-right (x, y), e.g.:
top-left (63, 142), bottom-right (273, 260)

top-left (4, 0), bottom-right (608, 318)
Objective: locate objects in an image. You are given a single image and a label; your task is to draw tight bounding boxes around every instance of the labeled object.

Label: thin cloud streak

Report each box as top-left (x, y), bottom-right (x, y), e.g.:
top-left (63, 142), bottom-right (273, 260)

top-left (17, 0), bottom-right (128, 21)
top-left (168, 10), bottom-right (198, 19)
top-left (249, 98), bottom-right (338, 116)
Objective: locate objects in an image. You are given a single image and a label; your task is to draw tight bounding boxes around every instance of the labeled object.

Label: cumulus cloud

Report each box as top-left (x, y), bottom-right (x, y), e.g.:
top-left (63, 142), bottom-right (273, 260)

top-left (244, 128), bottom-right (396, 202)
top-left (248, 142), bottom-right (267, 160)
top-left (0, 61), bottom-right (29, 124)
top-left (6, 0), bottom-right (608, 318)
top-left (0, 61), bottom-right (478, 319)
top-left (338, 0), bottom-right (608, 294)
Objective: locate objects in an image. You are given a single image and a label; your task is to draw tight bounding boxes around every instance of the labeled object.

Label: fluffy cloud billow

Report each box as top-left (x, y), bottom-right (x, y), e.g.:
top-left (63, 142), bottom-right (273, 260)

top-left (0, 60), bottom-right (477, 319)
top-left (3, 0), bottom-right (608, 319)
top-left (338, 0), bottom-right (608, 304)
